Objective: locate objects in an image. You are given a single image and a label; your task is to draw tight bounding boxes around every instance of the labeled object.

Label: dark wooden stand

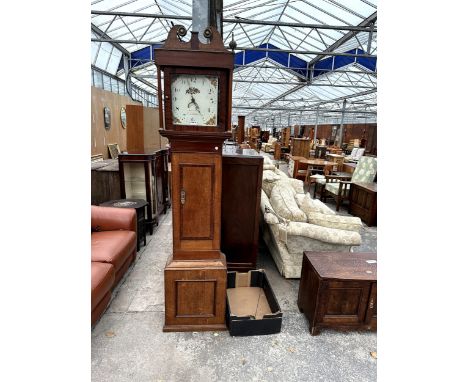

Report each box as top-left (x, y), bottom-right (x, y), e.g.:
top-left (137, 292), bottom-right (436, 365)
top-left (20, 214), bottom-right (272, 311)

top-left (221, 148), bottom-right (263, 271)
top-left (100, 199), bottom-right (148, 251)
top-left (297, 251), bottom-right (377, 335)
top-left (348, 182), bottom-right (377, 226)
top-left (118, 150), bottom-right (170, 235)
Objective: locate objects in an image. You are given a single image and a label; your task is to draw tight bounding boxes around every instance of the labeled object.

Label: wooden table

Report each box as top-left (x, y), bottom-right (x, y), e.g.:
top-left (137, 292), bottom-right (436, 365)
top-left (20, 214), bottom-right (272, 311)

top-left (297, 251), bottom-right (377, 335)
top-left (299, 159), bottom-right (336, 181)
top-left (343, 162), bottom-right (357, 174)
top-left (326, 153), bottom-right (345, 172)
top-left (349, 182), bottom-right (377, 226)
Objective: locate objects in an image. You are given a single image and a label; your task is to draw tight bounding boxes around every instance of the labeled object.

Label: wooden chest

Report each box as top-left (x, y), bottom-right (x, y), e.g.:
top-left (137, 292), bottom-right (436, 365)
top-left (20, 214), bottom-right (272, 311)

top-left (349, 182), bottom-right (377, 226)
top-left (297, 251), bottom-right (377, 335)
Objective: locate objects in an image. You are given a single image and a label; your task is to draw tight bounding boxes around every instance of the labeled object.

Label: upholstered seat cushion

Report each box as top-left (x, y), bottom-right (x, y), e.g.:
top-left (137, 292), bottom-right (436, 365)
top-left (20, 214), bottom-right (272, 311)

top-left (91, 261), bottom-right (115, 311)
top-left (324, 182), bottom-right (349, 196)
top-left (295, 193), bottom-right (336, 215)
top-left (270, 183), bottom-right (307, 222)
top-left (307, 212), bottom-right (362, 232)
top-left (91, 230), bottom-right (137, 271)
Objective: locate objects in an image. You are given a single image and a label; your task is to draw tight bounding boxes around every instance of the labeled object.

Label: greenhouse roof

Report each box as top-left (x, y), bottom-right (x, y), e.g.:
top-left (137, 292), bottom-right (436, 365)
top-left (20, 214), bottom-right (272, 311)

top-left (91, 0), bottom-right (377, 126)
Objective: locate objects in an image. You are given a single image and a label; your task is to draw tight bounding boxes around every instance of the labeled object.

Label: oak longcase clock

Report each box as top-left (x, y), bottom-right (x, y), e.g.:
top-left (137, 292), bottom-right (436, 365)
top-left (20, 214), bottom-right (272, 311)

top-left (156, 25), bottom-right (234, 332)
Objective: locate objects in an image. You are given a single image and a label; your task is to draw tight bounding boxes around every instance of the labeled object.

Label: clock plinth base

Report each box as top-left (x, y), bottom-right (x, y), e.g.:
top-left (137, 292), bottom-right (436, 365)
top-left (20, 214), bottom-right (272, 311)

top-left (163, 254), bottom-right (227, 332)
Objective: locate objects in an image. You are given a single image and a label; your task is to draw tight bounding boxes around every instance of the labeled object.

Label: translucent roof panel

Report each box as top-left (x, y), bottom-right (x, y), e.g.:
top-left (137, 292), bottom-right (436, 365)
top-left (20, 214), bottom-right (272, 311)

top-left (91, 0), bottom-right (377, 122)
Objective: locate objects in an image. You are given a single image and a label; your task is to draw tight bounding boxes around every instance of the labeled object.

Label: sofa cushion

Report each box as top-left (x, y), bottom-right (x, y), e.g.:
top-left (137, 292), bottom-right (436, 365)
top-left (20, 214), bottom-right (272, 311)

top-left (273, 168), bottom-right (289, 179)
top-left (91, 261), bottom-right (115, 311)
top-left (260, 190), bottom-right (279, 224)
top-left (287, 221), bottom-right (361, 246)
top-left (91, 230), bottom-right (137, 271)
top-left (262, 170), bottom-right (281, 182)
top-left (325, 182), bottom-right (349, 196)
top-left (307, 212), bottom-right (362, 232)
top-left (280, 178), bottom-right (304, 194)
top-left (295, 193), bottom-right (336, 215)
top-left (270, 183), bottom-right (307, 222)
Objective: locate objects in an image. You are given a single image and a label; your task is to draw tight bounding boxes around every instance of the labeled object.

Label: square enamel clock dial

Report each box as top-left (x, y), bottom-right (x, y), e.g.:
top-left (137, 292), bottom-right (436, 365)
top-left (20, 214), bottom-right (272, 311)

top-left (170, 74), bottom-right (219, 126)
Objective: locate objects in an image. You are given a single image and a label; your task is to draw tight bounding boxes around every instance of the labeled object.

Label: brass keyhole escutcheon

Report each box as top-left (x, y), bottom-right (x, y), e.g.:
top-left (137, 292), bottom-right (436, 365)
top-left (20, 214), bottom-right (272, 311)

top-left (180, 190), bottom-right (186, 205)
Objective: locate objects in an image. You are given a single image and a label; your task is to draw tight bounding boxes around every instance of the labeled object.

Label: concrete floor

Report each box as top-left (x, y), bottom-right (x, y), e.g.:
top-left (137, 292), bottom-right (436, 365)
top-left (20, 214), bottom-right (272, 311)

top-left (92, 161), bottom-right (377, 382)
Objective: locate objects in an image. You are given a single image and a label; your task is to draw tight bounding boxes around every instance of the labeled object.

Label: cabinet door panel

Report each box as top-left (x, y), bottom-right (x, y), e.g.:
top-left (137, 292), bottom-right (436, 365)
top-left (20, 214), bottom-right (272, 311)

top-left (180, 164), bottom-right (214, 239)
top-left (319, 281), bottom-right (371, 325)
top-left (172, 153), bottom-right (221, 255)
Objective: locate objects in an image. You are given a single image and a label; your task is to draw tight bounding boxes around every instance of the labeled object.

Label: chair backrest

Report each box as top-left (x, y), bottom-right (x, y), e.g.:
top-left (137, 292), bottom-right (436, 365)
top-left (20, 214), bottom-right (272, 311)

top-left (349, 147), bottom-right (358, 158)
top-left (355, 148), bottom-right (365, 160)
top-left (351, 156), bottom-right (377, 183)
top-left (315, 146), bottom-right (327, 159)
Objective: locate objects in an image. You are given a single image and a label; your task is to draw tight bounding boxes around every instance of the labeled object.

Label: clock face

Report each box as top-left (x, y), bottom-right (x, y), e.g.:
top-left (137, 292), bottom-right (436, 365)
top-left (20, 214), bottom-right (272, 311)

top-left (171, 74), bottom-right (218, 126)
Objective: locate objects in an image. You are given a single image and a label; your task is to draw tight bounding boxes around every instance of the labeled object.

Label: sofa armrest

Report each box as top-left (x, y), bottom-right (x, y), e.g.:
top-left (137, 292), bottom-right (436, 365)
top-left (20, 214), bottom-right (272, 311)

top-left (91, 206), bottom-right (137, 233)
top-left (287, 221), bottom-right (361, 246)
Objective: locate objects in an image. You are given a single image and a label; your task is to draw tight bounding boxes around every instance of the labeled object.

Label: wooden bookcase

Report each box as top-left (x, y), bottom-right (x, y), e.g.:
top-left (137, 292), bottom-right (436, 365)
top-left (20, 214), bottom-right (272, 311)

top-left (221, 149), bottom-right (263, 271)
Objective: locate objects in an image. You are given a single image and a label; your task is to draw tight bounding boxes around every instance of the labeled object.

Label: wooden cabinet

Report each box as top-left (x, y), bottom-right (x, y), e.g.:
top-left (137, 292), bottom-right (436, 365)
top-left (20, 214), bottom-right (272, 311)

top-left (91, 159), bottom-right (120, 205)
top-left (118, 149), bottom-right (170, 234)
top-left (297, 251), bottom-right (377, 335)
top-left (291, 138), bottom-right (310, 158)
top-left (221, 149), bottom-right (263, 271)
top-left (349, 182), bottom-right (377, 226)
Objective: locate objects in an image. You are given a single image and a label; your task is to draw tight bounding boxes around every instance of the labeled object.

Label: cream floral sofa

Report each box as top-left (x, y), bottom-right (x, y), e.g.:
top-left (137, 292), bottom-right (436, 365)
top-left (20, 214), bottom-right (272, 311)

top-left (262, 137), bottom-right (278, 153)
top-left (260, 156), bottom-right (363, 278)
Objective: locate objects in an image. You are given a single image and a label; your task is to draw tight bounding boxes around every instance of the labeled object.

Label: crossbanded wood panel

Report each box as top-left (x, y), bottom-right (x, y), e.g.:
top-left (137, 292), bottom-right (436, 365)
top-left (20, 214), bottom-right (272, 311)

top-left (171, 152), bottom-right (221, 256)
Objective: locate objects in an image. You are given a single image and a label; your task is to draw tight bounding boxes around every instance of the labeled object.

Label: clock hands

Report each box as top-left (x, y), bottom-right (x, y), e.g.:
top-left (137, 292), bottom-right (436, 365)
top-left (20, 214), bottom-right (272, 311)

top-left (187, 95), bottom-right (201, 114)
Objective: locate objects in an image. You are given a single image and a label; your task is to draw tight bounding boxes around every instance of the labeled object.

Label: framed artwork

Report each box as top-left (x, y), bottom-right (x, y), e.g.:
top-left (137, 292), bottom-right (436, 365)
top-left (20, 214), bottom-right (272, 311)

top-left (104, 106), bottom-right (111, 130)
top-left (120, 107), bottom-right (127, 129)
top-left (108, 143), bottom-right (120, 159)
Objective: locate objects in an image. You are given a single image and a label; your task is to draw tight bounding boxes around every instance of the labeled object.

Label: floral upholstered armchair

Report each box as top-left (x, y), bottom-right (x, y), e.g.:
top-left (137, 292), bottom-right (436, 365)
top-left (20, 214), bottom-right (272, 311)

top-left (315, 156), bottom-right (377, 211)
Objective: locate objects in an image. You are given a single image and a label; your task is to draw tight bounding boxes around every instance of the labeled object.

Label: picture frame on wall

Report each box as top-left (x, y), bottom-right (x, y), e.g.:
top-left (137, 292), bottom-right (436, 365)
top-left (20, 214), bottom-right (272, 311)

top-left (120, 107), bottom-right (127, 129)
top-left (107, 143), bottom-right (120, 159)
top-left (104, 106), bottom-right (111, 130)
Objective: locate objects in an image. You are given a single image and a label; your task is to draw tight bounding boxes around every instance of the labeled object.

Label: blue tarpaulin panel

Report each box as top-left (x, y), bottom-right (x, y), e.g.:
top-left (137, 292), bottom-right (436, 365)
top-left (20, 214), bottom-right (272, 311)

top-left (128, 44), bottom-right (163, 69)
top-left (312, 48), bottom-right (377, 78)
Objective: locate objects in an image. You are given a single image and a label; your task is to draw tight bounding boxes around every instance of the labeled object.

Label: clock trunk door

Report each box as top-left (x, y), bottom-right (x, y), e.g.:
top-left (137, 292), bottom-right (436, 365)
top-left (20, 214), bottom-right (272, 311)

top-left (172, 152), bottom-right (221, 260)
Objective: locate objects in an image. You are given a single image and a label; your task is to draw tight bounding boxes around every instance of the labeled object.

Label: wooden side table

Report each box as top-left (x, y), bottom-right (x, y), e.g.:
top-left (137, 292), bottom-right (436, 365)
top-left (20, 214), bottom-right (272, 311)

top-left (100, 199), bottom-right (148, 251)
top-left (297, 251), bottom-right (377, 335)
top-left (349, 182), bottom-right (377, 226)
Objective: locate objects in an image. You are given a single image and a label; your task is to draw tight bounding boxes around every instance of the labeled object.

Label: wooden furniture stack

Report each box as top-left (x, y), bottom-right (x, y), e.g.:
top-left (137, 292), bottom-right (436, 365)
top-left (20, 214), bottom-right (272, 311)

top-left (293, 125), bottom-right (300, 137)
top-left (236, 115), bottom-right (245, 144)
top-left (291, 138), bottom-right (311, 158)
top-left (249, 126), bottom-right (260, 150)
top-left (281, 127), bottom-right (290, 147)
top-left (326, 153), bottom-right (345, 172)
top-left (298, 251), bottom-right (377, 335)
top-left (221, 148), bottom-right (263, 271)
top-left (156, 25), bottom-right (233, 332)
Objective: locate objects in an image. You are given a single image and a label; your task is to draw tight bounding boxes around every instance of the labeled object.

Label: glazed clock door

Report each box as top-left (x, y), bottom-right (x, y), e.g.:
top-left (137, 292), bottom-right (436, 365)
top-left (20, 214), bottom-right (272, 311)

top-left (171, 152), bottom-right (221, 260)
top-left (171, 74), bottom-right (218, 126)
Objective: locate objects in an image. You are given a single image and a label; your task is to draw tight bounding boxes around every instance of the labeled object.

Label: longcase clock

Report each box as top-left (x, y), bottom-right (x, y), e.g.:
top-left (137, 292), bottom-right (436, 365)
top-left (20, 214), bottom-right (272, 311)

top-left (156, 25), bottom-right (233, 332)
